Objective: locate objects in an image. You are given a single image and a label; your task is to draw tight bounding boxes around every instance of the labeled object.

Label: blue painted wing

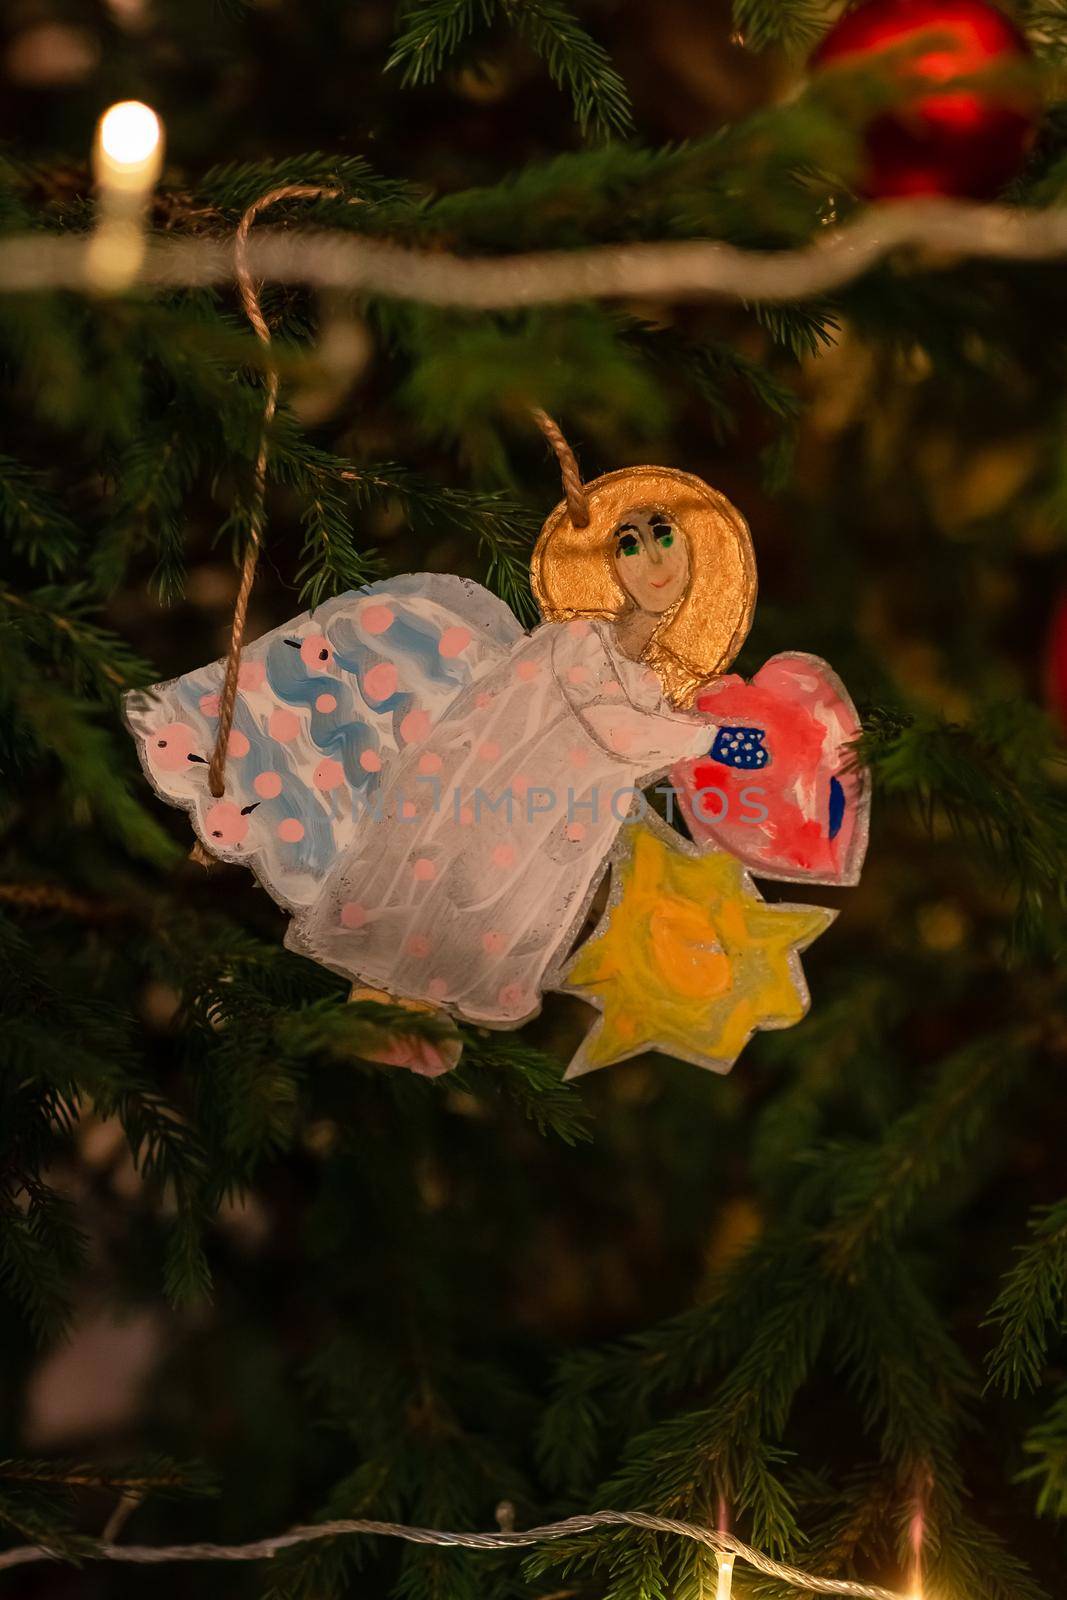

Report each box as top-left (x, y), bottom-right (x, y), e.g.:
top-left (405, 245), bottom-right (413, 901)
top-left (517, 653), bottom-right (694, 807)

top-left (125, 574), bottom-right (524, 910)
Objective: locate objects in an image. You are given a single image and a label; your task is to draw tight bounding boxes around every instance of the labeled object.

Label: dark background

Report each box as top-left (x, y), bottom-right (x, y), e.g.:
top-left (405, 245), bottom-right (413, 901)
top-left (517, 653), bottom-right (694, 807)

top-left (2, 1), bottom-right (1065, 1596)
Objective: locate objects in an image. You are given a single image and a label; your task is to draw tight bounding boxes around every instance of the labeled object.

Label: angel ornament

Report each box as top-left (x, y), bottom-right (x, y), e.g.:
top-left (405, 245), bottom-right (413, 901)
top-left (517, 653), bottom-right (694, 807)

top-left (128, 448), bottom-right (869, 1081)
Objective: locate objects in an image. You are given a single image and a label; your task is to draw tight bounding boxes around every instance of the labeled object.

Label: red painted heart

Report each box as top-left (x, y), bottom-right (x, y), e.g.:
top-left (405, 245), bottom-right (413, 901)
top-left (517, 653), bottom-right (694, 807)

top-left (671, 652), bottom-right (869, 886)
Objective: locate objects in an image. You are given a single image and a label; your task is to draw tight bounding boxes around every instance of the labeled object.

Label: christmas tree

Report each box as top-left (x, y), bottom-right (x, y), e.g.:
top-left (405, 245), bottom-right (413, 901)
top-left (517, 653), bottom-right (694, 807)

top-left (2, 2), bottom-right (1067, 1597)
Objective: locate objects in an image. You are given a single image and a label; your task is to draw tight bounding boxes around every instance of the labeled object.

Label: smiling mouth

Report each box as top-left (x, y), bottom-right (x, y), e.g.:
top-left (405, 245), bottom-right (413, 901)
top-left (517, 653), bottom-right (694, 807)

top-left (649, 578), bottom-right (670, 589)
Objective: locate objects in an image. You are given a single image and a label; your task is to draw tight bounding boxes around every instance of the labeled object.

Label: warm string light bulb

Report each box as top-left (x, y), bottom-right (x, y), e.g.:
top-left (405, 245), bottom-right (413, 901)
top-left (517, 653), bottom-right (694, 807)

top-left (97, 100), bottom-right (162, 183)
top-left (88, 99), bottom-right (163, 290)
top-left (714, 1552), bottom-right (735, 1600)
top-left (714, 1496), bottom-right (734, 1600)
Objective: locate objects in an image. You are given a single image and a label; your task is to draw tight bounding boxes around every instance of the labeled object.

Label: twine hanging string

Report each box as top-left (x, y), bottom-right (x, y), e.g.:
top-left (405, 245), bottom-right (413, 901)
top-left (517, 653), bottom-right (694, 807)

top-left (0, 1507), bottom-right (905, 1596)
top-left (206, 183), bottom-right (338, 800)
top-left (530, 407), bottom-right (590, 527)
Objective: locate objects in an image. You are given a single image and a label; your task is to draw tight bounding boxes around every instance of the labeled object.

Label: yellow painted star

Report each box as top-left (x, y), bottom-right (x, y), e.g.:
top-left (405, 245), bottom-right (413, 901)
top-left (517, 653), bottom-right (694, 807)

top-left (557, 816), bottom-right (836, 1079)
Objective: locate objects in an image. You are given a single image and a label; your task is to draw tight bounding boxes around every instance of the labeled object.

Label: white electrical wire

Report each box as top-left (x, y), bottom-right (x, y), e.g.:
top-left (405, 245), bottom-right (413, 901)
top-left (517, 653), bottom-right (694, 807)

top-left (0, 197), bottom-right (1064, 305)
top-left (0, 1507), bottom-right (905, 1595)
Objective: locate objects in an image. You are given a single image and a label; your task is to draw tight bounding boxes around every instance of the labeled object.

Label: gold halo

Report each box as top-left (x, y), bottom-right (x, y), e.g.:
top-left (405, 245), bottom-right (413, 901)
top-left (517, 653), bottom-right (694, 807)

top-left (530, 465), bottom-right (757, 705)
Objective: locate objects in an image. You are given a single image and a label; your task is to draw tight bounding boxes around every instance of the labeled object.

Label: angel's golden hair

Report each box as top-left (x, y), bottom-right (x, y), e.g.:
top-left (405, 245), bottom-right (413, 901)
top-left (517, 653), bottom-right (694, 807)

top-left (530, 465), bottom-right (757, 706)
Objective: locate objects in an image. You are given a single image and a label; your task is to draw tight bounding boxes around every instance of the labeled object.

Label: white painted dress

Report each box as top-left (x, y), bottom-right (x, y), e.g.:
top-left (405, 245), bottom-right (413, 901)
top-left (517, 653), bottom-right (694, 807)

top-left (126, 576), bottom-right (715, 1025)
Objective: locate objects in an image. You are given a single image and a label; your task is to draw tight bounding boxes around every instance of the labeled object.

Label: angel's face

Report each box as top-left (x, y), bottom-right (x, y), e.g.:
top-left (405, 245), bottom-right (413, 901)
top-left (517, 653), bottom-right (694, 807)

top-left (611, 506), bottom-right (690, 615)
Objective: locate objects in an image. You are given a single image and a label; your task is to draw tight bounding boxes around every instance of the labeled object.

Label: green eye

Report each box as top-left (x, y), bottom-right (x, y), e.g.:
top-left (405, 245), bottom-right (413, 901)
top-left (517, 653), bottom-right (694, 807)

top-left (652, 522), bottom-right (674, 548)
top-left (617, 535), bottom-right (640, 556)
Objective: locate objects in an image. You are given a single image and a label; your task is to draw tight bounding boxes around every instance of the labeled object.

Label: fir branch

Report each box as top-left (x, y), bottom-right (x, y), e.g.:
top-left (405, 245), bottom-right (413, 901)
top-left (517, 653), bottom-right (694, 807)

top-left (263, 423), bottom-right (385, 606)
top-left (0, 1457), bottom-right (217, 1498)
top-left (629, 323), bottom-right (802, 448)
top-left (832, 1252), bottom-right (972, 1483)
top-left (1019, 2), bottom-right (1067, 58)
top-left (0, 1186), bottom-right (86, 1341)
top-left (200, 153), bottom-right (419, 218)
top-left (754, 302), bottom-right (841, 362)
top-left (100, 423), bottom-right (204, 601)
top-left (388, 0), bottom-right (496, 86)
top-left (163, 1202), bottom-right (214, 1307)
top-left (732, 0), bottom-right (835, 53)
top-left (1018, 1383), bottom-right (1067, 1517)
top-left (537, 1233), bottom-right (816, 1488)
top-left (0, 1488), bottom-right (98, 1565)
top-left (0, 455), bottom-right (80, 571)
top-left (986, 1199), bottom-right (1067, 1396)
top-left (454, 1035), bottom-right (592, 1144)
top-left (342, 461), bottom-right (538, 619)
top-left (2, 663), bottom-right (178, 867)
top-left (388, 0), bottom-right (634, 139)
top-left (0, 583), bottom-right (156, 697)
top-left (397, 305), bottom-right (667, 485)
top-left (504, 1), bottom-right (635, 140)
top-left (820, 1033), bottom-right (1034, 1274)
top-left (584, 1257), bottom-right (837, 1554)
top-left (862, 704), bottom-right (1067, 951)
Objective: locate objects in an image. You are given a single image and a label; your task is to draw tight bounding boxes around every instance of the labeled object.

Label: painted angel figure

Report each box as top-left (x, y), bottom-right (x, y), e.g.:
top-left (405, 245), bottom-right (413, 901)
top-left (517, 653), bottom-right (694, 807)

top-left (127, 465), bottom-right (868, 1079)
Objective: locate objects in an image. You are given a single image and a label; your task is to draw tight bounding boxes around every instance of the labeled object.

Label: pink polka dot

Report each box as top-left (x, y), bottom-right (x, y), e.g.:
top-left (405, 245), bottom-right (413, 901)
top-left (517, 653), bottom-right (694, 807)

top-left (459, 805), bottom-right (474, 826)
top-left (427, 976), bottom-right (448, 1000)
top-left (363, 662), bottom-right (398, 702)
top-left (419, 752), bottom-right (443, 775)
top-left (401, 799), bottom-right (418, 819)
top-left (609, 725), bottom-right (634, 754)
top-left (492, 843), bottom-right (516, 869)
top-left (511, 773), bottom-right (530, 797)
top-left (568, 618), bottom-right (591, 637)
top-left (439, 626), bottom-right (473, 658)
top-left (567, 665), bottom-right (588, 685)
top-left (277, 818), bottom-right (304, 843)
top-left (314, 758), bottom-right (345, 791)
top-left (199, 693), bottom-right (220, 718)
top-left (269, 709), bottom-right (301, 743)
top-left (413, 857), bottom-right (436, 882)
top-left (340, 901), bottom-right (368, 930)
top-left (566, 822), bottom-right (586, 842)
top-left (406, 934), bottom-right (431, 959)
top-left (400, 708), bottom-right (431, 744)
top-left (315, 693), bottom-right (337, 713)
top-left (475, 693), bottom-right (494, 710)
top-left (603, 680), bottom-right (624, 698)
top-left (515, 660), bottom-right (540, 682)
top-left (238, 660), bottom-right (265, 691)
top-left (227, 729), bottom-right (250, 759)
top-left (151, 722), bottom-right (197, 772)
top-left (359, 749), bottom-right (382, 772)
top-left (479, 740), bottom-right (501, 763)
top-left (361, 604), bottom-right (394, 635)
top-left (254, 771), bottom-right (282, 799)
top-left (300, 634), bottom-right (333, 671)
top-left (569, 746), bottom-right (589, 768)
top-left (482, 930), bottom-right (505, 956)
top-left (204, 802), bottom-right (247, 846)
top-left (498, 982), bottom-right (526, 1013)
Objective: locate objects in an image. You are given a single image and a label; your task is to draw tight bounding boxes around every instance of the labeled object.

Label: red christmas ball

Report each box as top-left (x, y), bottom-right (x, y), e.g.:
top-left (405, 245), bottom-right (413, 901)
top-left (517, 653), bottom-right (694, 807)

top-left (1045, 593), bottom-right (1067, 738)
top-left (810, 0), bottom-right (1038, 200)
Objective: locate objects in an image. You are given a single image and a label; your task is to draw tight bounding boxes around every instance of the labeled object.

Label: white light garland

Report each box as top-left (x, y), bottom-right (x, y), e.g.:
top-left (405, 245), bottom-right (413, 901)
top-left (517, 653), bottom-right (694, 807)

top-left (0, 195), bottom-right (1060, 307)
top-left (0, 1507), bottom-right (908, 1596)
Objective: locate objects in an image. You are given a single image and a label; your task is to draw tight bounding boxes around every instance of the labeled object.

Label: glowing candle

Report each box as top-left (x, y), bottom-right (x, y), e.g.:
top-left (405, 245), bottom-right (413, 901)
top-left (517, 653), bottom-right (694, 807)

top-left (88, 100), bottom-right (163, 290)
